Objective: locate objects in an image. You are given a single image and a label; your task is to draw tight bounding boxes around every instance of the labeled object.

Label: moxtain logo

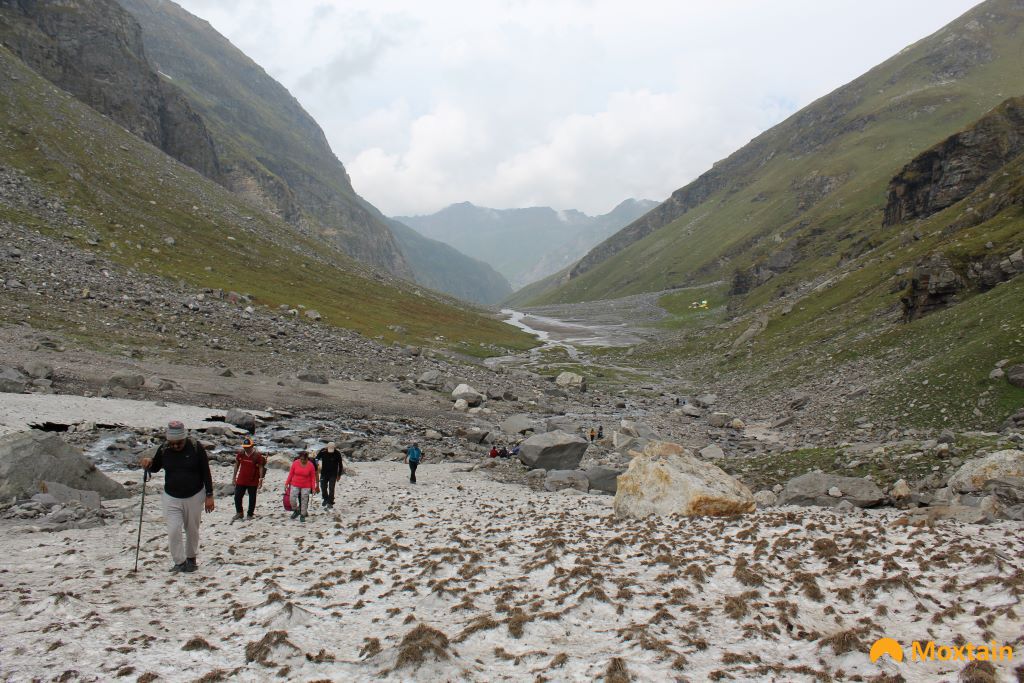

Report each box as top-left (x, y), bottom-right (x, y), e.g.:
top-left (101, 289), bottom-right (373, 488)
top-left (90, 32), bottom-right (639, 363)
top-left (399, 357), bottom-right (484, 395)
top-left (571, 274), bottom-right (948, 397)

top-left (870, 638), bottom-right (1013, 664)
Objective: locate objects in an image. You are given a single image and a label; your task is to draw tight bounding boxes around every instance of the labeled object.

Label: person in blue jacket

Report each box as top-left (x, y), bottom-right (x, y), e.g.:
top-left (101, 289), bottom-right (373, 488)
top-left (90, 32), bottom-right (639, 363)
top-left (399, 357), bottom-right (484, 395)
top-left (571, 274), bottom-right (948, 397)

top-left (404, 442), bottom-right (422, 484)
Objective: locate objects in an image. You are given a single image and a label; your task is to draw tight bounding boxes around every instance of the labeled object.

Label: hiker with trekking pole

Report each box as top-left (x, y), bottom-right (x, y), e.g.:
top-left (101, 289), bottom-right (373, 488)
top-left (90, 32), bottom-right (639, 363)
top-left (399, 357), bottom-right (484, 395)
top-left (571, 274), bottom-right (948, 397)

top-left (139, 420), bottom-right (215, 573)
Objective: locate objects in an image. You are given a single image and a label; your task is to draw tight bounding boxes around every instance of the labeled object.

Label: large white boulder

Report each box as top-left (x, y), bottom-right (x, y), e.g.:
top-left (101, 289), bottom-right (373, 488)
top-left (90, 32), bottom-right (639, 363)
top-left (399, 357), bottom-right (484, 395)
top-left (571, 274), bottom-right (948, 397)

top-left (554, 372), bottom-right (586, 392)
top-left (949, 450), bottom-right (1024, 493)
top-left (613, 451), bottom-right (755, 518)
top-left (451, 384), bottom-right (485, 407)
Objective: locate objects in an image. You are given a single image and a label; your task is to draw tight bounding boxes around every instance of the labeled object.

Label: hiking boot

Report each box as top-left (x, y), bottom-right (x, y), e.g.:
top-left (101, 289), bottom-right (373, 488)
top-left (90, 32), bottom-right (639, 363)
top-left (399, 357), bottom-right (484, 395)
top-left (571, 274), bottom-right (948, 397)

top-left (231, 513), bottom-right (243, 522)
top-left (291, 510), bottom-right (299, 519)
top-left (184, 558), bottom-right (198, 573)
top-left (170, 562), bottom-right (187, 573)
top-left (246, 514), bottom-right (255, 521)
top-left (300, 515), bottom-right (306, 523)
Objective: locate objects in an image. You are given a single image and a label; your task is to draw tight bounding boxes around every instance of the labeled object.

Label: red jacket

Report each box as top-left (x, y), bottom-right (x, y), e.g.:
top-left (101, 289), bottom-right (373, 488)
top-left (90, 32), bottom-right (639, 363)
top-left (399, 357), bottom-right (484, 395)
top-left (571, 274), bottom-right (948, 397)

top-left (286, 459), bottom-right (317, 489)
top-left (234, 449), bottom-right (266, 487)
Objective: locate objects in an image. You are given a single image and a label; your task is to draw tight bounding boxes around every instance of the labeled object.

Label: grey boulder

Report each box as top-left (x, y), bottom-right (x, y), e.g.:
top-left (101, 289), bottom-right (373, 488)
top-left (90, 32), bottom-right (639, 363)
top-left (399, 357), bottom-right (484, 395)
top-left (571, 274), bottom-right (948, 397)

top-left (585, 466), bottom-right (624, 493)
top-left (0, 431), bottom-right (128, 501)
top-left (518, 430), bottom-right (589, 471)
top-left (108, 370), bottom-right (145, 390)
top-left (500, 414), bottom-right (538, 436)
top-left (544, 470), bottom-right (590, 493)
top-left (225, 408), bottom-right (256, 433)
top-left (778, 472), bottom-right (883, 508)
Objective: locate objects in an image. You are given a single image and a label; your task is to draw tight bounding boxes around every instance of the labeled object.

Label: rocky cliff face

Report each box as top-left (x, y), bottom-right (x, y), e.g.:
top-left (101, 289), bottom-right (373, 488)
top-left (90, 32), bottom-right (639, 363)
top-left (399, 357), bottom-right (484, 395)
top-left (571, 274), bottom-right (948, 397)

top-left (0, 0), bottom-right (219, 179)
top-left (116, 0), bottom-right (411, 278)
top-left (884, 96), bottom-right (1024, 226)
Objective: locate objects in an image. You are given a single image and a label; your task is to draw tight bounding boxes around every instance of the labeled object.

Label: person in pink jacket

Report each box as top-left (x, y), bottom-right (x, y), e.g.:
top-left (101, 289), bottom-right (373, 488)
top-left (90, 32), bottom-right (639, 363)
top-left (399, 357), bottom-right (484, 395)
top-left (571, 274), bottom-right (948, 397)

top-left (285, 450), bottom-right (319, 522)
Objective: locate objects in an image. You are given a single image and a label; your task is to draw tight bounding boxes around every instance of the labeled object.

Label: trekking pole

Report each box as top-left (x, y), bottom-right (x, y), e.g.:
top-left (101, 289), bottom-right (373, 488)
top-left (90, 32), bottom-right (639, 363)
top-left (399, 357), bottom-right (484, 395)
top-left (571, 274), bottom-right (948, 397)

top-left (133, 468), bottom-right (151, 573)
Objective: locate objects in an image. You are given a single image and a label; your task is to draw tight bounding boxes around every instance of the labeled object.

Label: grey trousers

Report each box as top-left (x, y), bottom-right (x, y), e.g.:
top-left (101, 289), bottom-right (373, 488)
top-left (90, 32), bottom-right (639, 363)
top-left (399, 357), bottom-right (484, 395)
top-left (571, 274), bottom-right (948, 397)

top-left (290, 487), bottom-right (311, 516)
top-left (163, 489), bottom-right (205, 565)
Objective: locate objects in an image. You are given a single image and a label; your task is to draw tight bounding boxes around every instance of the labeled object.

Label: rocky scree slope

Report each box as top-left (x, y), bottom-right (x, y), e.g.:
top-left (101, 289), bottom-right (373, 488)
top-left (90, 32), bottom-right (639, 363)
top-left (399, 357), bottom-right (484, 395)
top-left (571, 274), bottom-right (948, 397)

top-left (0, 47), bottom-right (535, 354)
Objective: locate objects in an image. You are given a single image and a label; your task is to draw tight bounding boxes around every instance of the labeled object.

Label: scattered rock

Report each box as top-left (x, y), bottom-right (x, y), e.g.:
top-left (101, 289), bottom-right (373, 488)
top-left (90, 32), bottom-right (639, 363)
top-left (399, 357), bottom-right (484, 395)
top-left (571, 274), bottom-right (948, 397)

top-left (554, 371), bottom-right (586, 392)
top-left (753, 490), bottom-right (777, 508)
top-left (297, 371), bottom-right (328, 384)
top-left (224, 408), bottom-right (256, 433)
top-left (451, 384), bottom-right (485, 407)
top-left (108, 370), bottom-right (145, 390)
top-left (585, 466), bottom-right (624, 494)
top-left (499, 414), bottom-right (538, 436)
top-left (699, 444), bottom-right (725, 460)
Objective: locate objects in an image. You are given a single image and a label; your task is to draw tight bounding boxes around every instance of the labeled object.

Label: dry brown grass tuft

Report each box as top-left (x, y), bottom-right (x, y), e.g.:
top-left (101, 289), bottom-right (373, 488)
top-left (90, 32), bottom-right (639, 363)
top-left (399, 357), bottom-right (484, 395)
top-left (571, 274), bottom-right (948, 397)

top-left (244, 631), bottom-right (297, 666)
top-left (454, 615), bottom-right (501, 643)
top-left (182, 636), bottom-right (217, 651)
top-left (819, 628), bottom-right (865, 655)
top-left (723, 590), bottom-right (760, 621)
top-left (604, 657), bottom-right (631, 683)
top-left (359, 637), bottom-right (381, 659)
top-left (733, 557), bottom-right (764, 587)
top-left (395, 623), bottom-right (451, 670)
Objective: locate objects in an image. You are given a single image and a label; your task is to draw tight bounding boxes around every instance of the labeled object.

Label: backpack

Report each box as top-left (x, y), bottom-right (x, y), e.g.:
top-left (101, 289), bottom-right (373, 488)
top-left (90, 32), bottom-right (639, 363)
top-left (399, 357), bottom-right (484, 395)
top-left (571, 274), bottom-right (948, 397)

top-left (407, 446), bottom-right (421, 463)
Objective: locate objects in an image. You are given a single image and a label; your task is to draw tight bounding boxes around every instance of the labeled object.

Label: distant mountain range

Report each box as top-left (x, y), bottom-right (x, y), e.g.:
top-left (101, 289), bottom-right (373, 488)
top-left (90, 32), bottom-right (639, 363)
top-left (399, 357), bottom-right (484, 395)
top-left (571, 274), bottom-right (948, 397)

top-left (395, 199), bottom-right (658, 289)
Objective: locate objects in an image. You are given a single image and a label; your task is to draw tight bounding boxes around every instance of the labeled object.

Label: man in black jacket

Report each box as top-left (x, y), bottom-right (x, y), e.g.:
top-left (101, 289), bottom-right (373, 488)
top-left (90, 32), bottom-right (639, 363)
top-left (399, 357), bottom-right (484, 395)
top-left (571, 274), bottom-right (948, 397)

top-left (140, 420), bottom-right (215, 573)
top-left (314, 442), bottom-right (344, 510)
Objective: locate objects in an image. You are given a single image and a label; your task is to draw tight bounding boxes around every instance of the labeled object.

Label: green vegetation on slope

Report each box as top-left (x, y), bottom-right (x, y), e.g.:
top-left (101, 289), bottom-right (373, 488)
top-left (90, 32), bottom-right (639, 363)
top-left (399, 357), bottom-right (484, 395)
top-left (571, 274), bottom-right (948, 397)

top-left (0, 48), bottom-right (535, 355)
top-left (530, 0), bottom-right (1024, 306)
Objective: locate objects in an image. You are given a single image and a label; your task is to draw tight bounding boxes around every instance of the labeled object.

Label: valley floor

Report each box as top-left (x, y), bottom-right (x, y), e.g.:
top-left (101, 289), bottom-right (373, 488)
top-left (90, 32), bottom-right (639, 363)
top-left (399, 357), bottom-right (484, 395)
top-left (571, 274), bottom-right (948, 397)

top-left (1, 462), bottom-right (1021, 682)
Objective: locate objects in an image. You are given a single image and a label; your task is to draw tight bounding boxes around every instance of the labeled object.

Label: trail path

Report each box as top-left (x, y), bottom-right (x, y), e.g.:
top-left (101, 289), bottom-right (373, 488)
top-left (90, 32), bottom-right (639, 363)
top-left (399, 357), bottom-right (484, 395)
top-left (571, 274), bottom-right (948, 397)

top-left (1, 463), bottom-right (1021, 681)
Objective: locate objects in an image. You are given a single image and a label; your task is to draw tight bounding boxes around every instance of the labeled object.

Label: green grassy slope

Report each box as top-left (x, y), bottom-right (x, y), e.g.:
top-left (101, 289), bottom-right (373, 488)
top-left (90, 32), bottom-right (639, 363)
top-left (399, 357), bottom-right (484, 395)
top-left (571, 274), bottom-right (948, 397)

top-left (529, 0), bottom-right (1024, 305)
top-left (0, 47), bottom-right (535, 356)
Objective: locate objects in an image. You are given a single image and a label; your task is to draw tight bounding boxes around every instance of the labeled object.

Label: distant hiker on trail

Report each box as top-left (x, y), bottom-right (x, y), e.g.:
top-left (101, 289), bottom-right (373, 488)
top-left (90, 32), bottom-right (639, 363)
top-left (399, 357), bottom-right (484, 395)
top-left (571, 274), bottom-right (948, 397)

top-left (139, 420), bottom-right (214, 574)
top-left (315, 442), bottom-right (344, 510)
top-left (404, 442), bottom-right (422, 484)
top-left (285, 450), bottom-right (318, 522)
top-left (597, 426), bottom-right (604, 440)
top-left (589, 428), bottom-right (596, 442)
top-left (232, 438), bottom-right (266, 521)
top-left (489, 445), bottom-right (499, 458)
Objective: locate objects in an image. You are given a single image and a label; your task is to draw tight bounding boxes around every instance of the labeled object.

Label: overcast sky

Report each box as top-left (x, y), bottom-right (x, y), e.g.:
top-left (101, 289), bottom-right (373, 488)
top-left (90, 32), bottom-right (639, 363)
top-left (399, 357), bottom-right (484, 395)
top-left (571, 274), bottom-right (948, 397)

top-left (174, 0), bottom-right (978, 217)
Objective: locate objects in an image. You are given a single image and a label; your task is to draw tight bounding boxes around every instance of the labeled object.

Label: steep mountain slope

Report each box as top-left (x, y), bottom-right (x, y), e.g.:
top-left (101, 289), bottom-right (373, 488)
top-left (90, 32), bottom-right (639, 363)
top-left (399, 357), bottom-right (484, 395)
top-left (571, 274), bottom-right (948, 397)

top-left (0, 0), bottom-right (219, 179)
top-left (397, 199), bottom-right (657, 289)
top-left (114, 0), bottom-right (410, 277)
top-left (0, 45), bottom-right (534, 355)
top-left (387, 220), bottom-right (513, 305)
top-left (529, 0), bottom-right (1024, 305)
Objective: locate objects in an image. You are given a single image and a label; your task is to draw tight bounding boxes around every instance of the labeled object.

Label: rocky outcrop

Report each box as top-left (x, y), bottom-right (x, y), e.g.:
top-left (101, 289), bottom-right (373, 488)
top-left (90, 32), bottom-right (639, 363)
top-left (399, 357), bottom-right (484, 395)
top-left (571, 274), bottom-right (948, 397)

top-left (884, 97), bottom-right (1024, 226)
top-left (0, 431), bottom-right (128, 501)
top-left (614, 452), bottom-right (755, 518)
top-left (0, 0), bottom-right (220, 179)
top-left (900, 253), bottom-right (965, 321)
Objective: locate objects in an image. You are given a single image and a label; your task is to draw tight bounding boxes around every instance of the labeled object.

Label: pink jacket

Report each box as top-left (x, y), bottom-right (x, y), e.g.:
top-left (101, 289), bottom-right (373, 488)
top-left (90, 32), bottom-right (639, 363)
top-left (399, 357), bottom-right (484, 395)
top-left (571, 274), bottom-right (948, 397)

top-left (286, 459), bottom-right (317, 489)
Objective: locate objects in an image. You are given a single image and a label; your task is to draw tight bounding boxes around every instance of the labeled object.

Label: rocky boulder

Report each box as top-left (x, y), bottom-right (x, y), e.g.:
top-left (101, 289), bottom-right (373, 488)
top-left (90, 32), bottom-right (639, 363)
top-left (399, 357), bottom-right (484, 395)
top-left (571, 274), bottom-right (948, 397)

top-left (0, 431), bottom-right (128, 501)
top-left (753, 490), bottom-right (777, 508)
top-left (778, 472), bottom-right (884, 508)
top-left (948, 450), bottom-right (1024, 493)
top-left (266, 454), bottom-right (293, 471)
top-left (518, 431), bottom-right (589, 471)
top-left (225, 408), bottom-right (256, 433)
top-left (416, 370), bottom-right (444, 390)
top-left (614, 452), bottom-right (755, 518)
top-left (1006, 365), bottom-right (1024, 389)
top-left (544, 470), bottom-right (589, 493)
top-left (108, 370), bottom-right (145, 390)
top-left (297, 371), bottom-right (328, 384)
top-left (41, 480), bottom-right (101, 509)
top-left (585, 466), bottom-right (623, 494)
top-left (500, 414), bottom-right (538, 436)
top-left (22, 361), bottom-right (54, 380)
top-left (0, 366), bottom-right (28, 393)
top-left (451, 384), bottom-right (485, 407)
top-left (554, 372), bottom-right (586, 392)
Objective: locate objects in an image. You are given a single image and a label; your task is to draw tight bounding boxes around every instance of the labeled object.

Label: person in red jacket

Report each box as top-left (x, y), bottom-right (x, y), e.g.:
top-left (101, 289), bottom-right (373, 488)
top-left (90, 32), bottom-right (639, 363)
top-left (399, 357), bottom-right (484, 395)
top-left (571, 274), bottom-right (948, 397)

top-left (489, 445), bottom-right (499, 458)
top-left (285, 450), bottom-right (318, 522)
top-left (232, 438), bottom-right (266, 521)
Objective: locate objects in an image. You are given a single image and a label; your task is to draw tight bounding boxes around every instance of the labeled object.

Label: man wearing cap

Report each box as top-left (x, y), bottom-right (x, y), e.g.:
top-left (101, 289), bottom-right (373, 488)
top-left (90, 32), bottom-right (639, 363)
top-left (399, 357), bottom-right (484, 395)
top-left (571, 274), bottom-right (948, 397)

top-left (140, 420), bottom-right (215, 573)
top-left (232, 438), bottom-right (266, 521)
top-left (314, 442), bottom-right (344, 510)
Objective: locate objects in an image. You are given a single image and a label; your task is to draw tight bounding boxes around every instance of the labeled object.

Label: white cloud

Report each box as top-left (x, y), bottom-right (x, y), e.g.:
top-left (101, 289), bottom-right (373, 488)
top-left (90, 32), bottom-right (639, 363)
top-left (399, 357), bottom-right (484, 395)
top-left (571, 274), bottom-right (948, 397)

top-left (174, 0), bottom-right (980, 215)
